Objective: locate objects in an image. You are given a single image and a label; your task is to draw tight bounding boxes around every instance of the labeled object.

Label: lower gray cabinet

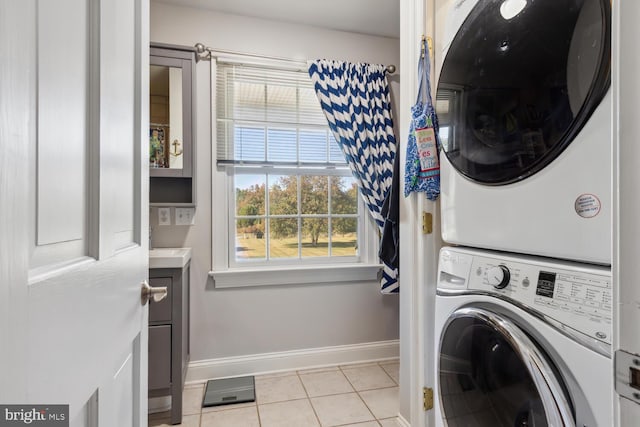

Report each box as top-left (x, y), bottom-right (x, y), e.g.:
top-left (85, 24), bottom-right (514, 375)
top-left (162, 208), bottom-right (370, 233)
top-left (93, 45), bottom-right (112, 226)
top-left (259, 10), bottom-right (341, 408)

top-left (148, 263), bottom-right (190, 425)
top-left (148, 326), bottom-right (171, 390)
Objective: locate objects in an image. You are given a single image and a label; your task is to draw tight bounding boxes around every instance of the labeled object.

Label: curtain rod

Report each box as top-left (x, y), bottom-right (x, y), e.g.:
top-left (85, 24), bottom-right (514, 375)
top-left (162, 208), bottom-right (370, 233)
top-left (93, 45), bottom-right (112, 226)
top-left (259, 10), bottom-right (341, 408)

top-left (193, 43), bottom-right (396, 74)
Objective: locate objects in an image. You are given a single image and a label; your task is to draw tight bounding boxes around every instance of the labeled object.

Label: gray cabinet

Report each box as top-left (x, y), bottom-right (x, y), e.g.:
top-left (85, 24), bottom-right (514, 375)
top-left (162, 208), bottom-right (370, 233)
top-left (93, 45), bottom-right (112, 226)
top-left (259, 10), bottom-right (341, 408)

top-left (149, 263), bottom-right (190, 425)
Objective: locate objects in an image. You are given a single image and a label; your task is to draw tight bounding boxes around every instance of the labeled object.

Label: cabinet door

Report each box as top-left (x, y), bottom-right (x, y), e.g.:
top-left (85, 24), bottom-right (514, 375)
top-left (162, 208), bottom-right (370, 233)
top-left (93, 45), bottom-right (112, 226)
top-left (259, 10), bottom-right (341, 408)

top-left (149, 48), bottom-right (194, 178)
top-left (148, 325), bottom-right (172, 390)
top-left (149, 276), bottom-right (172, 323)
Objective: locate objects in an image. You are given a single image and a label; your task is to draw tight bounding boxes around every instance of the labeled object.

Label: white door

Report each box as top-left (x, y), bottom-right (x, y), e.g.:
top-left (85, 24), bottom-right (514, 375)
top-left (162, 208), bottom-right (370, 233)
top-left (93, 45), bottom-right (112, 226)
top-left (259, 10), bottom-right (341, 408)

top-left (0, 1), bottom-right (150, 426)
top-left (614, 0), bottom-right (640, 425)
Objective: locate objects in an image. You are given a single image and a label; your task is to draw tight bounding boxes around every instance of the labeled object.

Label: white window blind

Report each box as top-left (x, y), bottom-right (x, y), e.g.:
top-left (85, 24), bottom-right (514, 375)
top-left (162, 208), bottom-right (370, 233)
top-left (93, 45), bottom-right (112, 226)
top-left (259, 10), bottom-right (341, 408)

top-left (215, 61), bottom-right (346, 166)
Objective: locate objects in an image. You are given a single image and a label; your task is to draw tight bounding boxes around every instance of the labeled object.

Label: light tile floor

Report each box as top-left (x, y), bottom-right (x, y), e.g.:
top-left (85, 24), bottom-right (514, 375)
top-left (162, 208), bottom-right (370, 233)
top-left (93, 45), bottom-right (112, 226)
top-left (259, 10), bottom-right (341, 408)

top-left (150, 360), bottom-right (402, 427)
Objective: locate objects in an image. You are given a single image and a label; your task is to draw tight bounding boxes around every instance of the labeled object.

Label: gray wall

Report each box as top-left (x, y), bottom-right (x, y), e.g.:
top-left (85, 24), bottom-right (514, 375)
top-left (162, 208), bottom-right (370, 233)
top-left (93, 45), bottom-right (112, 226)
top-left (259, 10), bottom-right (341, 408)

top-left (150, 1), bottom-right (400, 363)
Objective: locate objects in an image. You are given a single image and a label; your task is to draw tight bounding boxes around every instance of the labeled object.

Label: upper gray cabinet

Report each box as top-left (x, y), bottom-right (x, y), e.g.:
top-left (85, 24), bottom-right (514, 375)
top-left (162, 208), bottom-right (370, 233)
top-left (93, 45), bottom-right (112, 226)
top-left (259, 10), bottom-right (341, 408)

top-left (150, 45), bottom-right (196, 205)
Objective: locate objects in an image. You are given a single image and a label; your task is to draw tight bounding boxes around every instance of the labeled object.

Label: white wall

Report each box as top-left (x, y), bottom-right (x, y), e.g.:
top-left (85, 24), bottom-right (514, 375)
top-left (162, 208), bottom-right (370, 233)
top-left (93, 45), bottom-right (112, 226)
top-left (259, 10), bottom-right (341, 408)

top-left (149, 2), bottom-right (400, 368)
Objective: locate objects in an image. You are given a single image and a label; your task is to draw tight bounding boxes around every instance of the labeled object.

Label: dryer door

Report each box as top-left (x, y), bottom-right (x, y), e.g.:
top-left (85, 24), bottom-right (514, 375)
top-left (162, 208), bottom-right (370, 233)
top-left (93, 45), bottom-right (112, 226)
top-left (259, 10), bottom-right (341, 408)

top-left (438, 307), bottom-right (574, 426)
top-left (436, 0), bottom-right (610, 185)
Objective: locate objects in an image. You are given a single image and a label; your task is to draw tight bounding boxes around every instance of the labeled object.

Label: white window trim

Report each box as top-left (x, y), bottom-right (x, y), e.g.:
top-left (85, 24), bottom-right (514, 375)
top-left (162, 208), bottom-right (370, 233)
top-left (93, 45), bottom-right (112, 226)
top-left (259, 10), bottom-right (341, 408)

top-left (211, 264), bottom-right (383, 288)
top-left (209, 56), bottom-right (383, 288)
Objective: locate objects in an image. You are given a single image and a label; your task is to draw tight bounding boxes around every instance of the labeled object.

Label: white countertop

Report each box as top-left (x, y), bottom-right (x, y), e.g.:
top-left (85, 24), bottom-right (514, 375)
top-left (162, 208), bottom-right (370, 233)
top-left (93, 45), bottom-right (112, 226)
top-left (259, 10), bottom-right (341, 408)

top-left (149, 247), bottom-right (192, 269)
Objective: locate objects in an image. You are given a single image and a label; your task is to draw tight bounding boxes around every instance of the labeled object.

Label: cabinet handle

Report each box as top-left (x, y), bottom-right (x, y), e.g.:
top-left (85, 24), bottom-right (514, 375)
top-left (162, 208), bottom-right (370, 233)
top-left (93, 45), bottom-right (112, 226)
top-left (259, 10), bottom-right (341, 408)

top-left (141, 280), bottom-right (168, 305)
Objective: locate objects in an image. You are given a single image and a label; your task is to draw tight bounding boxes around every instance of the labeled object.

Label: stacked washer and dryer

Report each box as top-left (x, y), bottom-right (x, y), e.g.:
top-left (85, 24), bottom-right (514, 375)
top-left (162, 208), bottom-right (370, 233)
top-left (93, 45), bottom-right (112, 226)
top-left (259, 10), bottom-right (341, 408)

top-left (432, 0), bottom-right (613, 426)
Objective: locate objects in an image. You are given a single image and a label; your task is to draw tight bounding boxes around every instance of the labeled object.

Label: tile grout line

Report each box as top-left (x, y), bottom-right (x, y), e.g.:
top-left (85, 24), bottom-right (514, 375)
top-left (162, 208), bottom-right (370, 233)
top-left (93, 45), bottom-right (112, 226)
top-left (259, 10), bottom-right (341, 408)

top-left (253, 376), bottom-right (262, 427)
top-left (377, 361), bottom-right (398, 386)
top-left (201, 401), bottom-right (257, 413)
top-left (298, 368), bottom-right (356, 397)
top-left (355, 362), bottom-right (399, 422)
top-left (355, 388), bottom-right (381, 423)
top-left (301, 368), bottom-right (389, 427)
top-left (339, 362), bottom-right (398, 392)
top-left (331, 421), bottom-right (382, 427)
top-left (296, 370), bottom-right (323, 427)
top-left (337, 365), bottom-right (378, 424)
top-left (197, 386), bottom-right (202, 427)
top-left (255, 403), bottom-right (263, 427)
top-left (355, 386), bottom-right (400, 423)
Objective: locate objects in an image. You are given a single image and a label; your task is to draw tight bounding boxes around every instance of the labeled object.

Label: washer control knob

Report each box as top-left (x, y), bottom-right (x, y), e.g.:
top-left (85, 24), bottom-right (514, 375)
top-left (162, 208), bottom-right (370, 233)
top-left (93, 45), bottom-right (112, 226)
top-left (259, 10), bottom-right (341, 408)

top-left (486, 265), bottom-right (511, 289)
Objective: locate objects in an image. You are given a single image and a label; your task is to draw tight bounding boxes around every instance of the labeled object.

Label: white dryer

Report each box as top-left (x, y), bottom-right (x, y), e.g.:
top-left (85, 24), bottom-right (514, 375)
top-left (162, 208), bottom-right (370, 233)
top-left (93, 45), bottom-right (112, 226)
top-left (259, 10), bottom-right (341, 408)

top-left (435, 0), bottom-right (612, 264)
top-left (434, 247), bottom-right (613, 426)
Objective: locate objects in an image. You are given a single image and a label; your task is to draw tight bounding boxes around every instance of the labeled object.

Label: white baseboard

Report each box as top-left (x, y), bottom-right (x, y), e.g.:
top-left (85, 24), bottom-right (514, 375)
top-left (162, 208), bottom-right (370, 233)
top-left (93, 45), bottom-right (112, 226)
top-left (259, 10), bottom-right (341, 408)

top-left (186, 340), bottom-right (399, 384)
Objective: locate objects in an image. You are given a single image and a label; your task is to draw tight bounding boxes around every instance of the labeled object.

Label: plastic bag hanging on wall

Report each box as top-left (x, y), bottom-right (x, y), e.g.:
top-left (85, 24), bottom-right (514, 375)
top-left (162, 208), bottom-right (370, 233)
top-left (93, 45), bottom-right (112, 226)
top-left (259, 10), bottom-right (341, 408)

top-left (404, 37), bottom-right (441, 201)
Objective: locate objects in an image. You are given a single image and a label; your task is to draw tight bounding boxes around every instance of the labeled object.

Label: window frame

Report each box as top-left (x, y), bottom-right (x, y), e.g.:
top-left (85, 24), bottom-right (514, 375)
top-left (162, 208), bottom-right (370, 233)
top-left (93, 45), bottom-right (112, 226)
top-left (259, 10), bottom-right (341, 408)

top-left (209, 56), bottom-right (382, 288)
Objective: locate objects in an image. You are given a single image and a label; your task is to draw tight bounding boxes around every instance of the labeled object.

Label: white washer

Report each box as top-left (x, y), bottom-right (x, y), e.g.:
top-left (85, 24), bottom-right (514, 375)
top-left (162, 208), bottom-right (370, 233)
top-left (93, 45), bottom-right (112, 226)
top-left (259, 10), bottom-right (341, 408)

top-left (435, 0), bottom-right (612, 264)
top-left (434, 247), bottom-right (613, 426)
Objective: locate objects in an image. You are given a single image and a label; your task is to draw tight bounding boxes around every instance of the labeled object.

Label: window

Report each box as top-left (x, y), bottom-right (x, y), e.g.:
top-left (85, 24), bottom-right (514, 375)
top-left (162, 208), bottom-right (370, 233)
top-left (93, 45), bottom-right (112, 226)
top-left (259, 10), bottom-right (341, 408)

top-left (230, 170), bottom-right (360, 264)
top-left (212, 59), bottom-right (379, 286)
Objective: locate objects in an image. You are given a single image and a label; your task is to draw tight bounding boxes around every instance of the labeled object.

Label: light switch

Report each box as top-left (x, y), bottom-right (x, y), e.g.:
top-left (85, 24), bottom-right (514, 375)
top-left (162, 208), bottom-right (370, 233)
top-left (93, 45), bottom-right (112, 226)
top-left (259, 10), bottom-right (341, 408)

top-left (175, 208), bottom-right (195, 226)
top-left (158, 208), bottom-right (171, 225)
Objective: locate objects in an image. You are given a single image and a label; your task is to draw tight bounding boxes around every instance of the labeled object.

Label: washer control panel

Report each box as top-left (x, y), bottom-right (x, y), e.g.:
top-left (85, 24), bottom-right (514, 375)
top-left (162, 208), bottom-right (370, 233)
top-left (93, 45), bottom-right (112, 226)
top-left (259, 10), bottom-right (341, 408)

top-left (438, 247), bottom-right (612, 345)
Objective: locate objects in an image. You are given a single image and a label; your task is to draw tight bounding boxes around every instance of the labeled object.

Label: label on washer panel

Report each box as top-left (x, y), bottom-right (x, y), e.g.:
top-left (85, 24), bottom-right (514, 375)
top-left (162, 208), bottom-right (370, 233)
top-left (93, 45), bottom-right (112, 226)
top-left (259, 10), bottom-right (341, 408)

top-left (535, 271), bottom-right (556, 298)
top-left (575, 193), bottom-right (601, 218)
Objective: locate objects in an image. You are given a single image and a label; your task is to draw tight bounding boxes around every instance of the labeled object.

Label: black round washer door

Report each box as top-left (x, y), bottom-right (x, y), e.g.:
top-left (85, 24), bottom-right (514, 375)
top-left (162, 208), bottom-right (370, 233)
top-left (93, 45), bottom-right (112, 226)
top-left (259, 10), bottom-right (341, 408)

top-left (435, 0), bottom-right (611, 185)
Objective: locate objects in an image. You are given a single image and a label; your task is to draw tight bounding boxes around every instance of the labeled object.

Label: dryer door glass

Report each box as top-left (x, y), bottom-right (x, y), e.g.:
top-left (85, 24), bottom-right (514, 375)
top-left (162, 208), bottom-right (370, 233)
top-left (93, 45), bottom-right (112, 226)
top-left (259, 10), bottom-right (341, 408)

top-left (438, 309), bottom-right (574, 426)
top-left (436, 0), bottom-right (610, 185)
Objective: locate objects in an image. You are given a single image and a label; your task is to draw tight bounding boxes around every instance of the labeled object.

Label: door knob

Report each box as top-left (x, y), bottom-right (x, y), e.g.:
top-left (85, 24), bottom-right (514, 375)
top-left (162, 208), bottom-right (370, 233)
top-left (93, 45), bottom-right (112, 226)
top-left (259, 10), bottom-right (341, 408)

top-left (141, 280), bottom-right (168, 305)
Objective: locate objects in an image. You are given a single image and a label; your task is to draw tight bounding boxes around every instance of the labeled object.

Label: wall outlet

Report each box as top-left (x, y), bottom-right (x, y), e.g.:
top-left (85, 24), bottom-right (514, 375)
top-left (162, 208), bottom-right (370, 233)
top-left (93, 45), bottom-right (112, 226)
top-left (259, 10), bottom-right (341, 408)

top-left (175, 207), bottom-right (195, 226)
top-left (158, 208), bottom-right (171, 226)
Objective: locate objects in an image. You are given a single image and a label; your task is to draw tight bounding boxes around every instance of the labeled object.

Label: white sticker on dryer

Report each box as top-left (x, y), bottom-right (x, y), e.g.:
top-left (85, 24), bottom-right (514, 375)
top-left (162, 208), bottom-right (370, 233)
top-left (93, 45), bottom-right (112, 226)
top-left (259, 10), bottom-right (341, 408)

top-left (575, 194), bottom-right (601, 218)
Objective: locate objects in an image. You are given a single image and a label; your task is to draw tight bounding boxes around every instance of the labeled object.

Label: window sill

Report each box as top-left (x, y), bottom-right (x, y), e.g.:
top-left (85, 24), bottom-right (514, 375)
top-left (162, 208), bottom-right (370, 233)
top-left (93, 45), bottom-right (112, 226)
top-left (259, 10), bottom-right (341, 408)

top-left (209, 264), bottom-right (383, 288)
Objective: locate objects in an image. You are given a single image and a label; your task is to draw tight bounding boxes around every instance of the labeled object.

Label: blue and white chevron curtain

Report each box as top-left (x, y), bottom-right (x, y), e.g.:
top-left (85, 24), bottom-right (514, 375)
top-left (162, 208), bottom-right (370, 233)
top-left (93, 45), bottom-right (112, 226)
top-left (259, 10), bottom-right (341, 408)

top-left (308, 60), bottom-right (398, 294)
